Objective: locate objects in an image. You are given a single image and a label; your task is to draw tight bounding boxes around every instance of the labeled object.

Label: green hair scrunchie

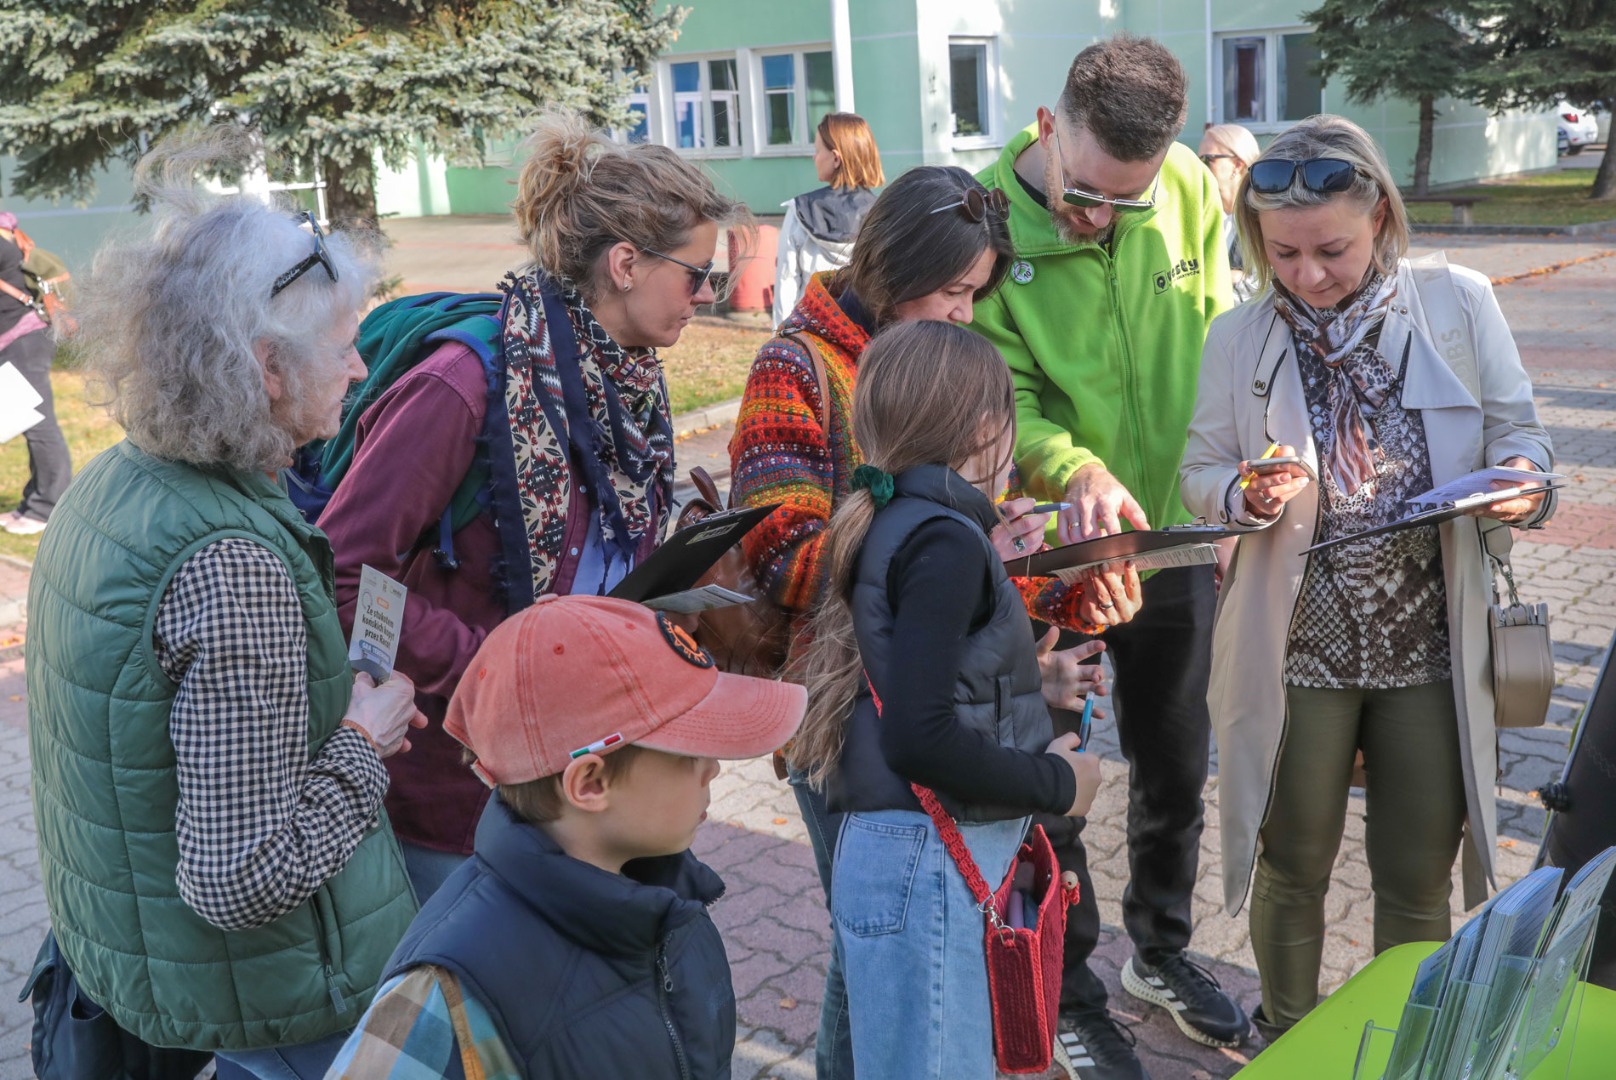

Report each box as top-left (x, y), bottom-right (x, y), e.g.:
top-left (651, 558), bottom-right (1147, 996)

top-left (851, 464), bottom-right (895, 509)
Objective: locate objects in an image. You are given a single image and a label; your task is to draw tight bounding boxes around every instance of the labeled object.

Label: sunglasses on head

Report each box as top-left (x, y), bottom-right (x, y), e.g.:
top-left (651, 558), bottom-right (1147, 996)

top-left (641, 247), bottom-right (716, 296)
top-left (1051, 124), bottom-right (1158, 213)
top-left (1248, 158), bottom-right (1360, 195)
top-left (928, 186), bottom-right (1009, 223)
top-left (270, 211), bottom-right (337, 298)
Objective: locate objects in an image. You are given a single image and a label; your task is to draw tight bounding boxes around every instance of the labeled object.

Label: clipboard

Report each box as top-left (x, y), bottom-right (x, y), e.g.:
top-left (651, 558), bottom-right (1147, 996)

top-left (1002, 523), bottom-right (1250, 578)
top-left (608, 503), bottom-right (778, 603)
top-left (1301, 483), bottom-right (1562, 555)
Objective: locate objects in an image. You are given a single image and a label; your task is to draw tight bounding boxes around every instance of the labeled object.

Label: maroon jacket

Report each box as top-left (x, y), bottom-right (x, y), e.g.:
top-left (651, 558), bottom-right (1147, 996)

top-left (324, 340), bottom-right (659, 853)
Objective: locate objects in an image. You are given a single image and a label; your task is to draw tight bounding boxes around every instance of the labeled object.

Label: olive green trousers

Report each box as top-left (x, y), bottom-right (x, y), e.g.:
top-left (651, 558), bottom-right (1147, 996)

top-left (1250, 680), bottom-right (1468, 1029)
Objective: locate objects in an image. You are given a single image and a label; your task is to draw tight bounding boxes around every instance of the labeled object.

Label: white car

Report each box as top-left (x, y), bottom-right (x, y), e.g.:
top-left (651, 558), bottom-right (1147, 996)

top-left (1558, 102), bottom-right (1599, 156)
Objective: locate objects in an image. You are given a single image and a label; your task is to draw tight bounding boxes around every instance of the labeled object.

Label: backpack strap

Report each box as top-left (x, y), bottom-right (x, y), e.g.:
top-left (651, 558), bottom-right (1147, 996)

top-left (782, 329), bottom-right (832, 431)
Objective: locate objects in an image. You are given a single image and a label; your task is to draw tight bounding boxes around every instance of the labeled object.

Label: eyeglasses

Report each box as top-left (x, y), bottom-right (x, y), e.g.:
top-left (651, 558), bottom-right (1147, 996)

top-left (1199, 153), bottom-right (1237, 166)
top-left (1248, 158), bottom-right (1359, 195)
top-left (1051, 124), bottom-right (1158, 213)
top-left (928, 187), bottom-right (1009, 223)
top-left (270, 211), bottom-right (337, 298)
top-left (641, 247), bottom-right (716, 296)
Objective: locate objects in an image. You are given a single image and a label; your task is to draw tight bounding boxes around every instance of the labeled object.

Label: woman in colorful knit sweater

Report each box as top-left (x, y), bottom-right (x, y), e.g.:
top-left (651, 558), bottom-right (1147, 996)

top-left (729, 165), bottom-right (1143, 1080)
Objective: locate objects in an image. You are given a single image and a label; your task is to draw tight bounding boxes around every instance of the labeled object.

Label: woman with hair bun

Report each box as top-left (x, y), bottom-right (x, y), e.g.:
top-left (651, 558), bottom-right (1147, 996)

top-left (773, 111), bottom-right (884, 326)
top-left (321, 110), bottom-right (750, 900)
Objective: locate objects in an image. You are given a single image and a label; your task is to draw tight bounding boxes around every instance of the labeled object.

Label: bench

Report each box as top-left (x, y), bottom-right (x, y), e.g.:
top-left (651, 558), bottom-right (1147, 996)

top-left (1403, 194), bottom-right (1488, 227)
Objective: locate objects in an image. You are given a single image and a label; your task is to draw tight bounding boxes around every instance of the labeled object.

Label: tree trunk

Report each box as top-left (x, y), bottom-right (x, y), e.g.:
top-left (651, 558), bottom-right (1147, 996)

top-left (1413, 95), bottom-right (1435, 196)
top-left (320, 155), bottom-right (379, 229)
top-left (1593, 148), bottom-right (1616, 201)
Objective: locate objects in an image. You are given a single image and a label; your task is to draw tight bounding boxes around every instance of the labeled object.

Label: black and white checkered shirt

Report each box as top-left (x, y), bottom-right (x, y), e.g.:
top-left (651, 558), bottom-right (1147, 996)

top-left (154, 538), bottom-right (389, 932)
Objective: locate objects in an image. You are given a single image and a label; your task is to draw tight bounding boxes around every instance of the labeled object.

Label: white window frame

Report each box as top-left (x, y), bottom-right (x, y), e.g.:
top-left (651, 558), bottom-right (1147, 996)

top-left (612, 89), bottom-right (653, 146)
top-left (656, 51), bottom-right (745, 158)
top-left (750, 44), bottom-right (837, 157)
top-left (1213, 27), bottom-right (1326, 134)
top-left (948, 36), bottom-right (1001, 151)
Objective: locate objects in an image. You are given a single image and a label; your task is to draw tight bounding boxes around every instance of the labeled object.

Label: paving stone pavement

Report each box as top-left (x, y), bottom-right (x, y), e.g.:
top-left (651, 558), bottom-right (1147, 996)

top-left (0, 239), bottom-right (1608, 1077)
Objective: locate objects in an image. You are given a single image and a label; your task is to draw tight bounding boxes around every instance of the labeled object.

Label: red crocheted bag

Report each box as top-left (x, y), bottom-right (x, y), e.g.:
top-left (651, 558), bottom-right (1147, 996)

top-left (909, 783), bottom-right (1079, 1073)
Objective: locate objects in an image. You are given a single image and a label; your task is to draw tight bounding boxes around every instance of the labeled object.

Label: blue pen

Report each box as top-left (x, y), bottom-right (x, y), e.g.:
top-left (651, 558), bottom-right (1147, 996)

top-left (1078, 690), bottom-right (1096, 750)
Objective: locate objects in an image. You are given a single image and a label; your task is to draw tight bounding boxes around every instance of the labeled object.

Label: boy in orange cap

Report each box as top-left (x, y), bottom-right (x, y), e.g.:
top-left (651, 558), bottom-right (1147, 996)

top-left (328, 594), bottom-right (806, 1079)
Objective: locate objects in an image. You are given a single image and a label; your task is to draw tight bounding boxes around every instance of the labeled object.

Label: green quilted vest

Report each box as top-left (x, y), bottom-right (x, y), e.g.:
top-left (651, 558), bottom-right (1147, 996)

top-left (27, 440), bottom-right (418, 1051)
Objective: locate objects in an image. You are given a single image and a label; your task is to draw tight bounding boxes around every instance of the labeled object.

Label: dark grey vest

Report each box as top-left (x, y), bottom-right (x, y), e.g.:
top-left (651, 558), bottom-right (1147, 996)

top-left (827, 465), bottom-right (1053, 821)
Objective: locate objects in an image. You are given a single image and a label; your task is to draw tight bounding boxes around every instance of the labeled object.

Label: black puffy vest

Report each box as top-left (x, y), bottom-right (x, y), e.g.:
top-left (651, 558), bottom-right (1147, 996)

top-left (827, 464), bottom-right (1054, 822)
top-left (384, 797), bottom-right (735, 1079)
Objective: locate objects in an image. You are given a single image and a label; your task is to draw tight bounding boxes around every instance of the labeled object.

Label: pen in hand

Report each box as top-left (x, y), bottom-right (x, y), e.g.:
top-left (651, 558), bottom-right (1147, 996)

top-left (1078, 690), bottom-right (1096, 751)
top-left (1238, 442), bottom-right (1281, 491)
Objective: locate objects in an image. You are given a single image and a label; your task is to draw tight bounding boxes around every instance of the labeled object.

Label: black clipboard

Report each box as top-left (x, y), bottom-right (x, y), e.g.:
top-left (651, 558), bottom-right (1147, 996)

top-left (1002, 523), bottom-right (1249, 577)
top-left (608, 503), bottom-right (779, 603)
top-left (1301, 483), bottom-right (1561, 555)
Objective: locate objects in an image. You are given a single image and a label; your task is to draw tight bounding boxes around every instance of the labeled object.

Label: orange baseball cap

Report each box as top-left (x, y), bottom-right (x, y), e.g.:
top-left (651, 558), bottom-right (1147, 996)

top-left (446, 594), bottom-right (806, 787)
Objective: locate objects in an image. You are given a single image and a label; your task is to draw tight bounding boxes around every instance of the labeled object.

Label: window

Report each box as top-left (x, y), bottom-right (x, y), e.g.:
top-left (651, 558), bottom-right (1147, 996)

top-left (949, 38), bottom-right (999, 148)
top-left (1217, 30), bottom-right (1323, 129)
top-left (756, 48), bottom-right (836, 148)
top-left (668, 56), bottom-right (742, 152)
top-left (619, 91), bottom-right (650, 145)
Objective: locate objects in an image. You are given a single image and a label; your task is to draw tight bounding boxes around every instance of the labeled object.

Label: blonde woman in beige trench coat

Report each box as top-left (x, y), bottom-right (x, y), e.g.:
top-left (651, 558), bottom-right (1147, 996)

top-left (1180, 116), bottom-right (1555, 1038)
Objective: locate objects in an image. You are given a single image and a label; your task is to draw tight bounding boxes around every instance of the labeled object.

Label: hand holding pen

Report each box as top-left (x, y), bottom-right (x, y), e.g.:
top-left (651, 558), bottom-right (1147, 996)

top-left (990, 497), bottom-right (1065, 559)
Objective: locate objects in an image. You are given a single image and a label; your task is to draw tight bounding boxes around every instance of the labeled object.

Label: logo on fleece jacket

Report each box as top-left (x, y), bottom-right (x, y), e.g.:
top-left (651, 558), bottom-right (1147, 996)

top-left (1153, 257), bottom-right (1201, 294)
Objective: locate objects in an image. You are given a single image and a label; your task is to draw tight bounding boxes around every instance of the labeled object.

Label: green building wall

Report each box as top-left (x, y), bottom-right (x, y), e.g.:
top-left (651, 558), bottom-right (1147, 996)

top-left (364, 0), bottom-right (1565, 220)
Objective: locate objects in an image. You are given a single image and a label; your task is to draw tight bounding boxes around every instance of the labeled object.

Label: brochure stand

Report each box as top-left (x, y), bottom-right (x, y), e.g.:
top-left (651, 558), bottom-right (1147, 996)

top-left (1349, 908), bottom-right (1598, 1080)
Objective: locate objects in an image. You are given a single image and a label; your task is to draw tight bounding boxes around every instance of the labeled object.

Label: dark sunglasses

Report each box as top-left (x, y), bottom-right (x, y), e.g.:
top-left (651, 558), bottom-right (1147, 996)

top-left (1199, 153), bottom-right (1237, 166)
top-left (641, 247), bottom-right (716, 296)
top-left (270, 211), bottom-right (337, 298)
top-left (1248, 158), bottom-right (1359, 195)
top-left (1051, 124), bottom-right (1157, 213)
top-left (928, 187), bottom-right (1009, 223)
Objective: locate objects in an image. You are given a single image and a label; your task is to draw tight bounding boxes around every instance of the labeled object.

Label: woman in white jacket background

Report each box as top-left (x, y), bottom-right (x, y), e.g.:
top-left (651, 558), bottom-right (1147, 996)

top-left (1180, 115), bottom-right (1555, 1040)
top-left (772, 112), bottom-right (882, 327)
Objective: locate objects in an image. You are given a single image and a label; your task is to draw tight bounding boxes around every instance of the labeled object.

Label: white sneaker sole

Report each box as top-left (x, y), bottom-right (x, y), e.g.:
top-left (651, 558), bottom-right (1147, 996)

top-left (1121, 957), bottom-right (1242, 1049)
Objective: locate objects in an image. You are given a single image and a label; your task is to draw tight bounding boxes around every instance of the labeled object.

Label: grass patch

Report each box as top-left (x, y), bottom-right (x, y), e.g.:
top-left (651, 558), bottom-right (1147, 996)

top-left (0, 366), bottom-right (124, 563)
top-left (1407, 171), bottom-right (1616, 227)
top-left (660, 314), bottom-right (769, 414)
top-left (0, 317), bottom-right (770, 563)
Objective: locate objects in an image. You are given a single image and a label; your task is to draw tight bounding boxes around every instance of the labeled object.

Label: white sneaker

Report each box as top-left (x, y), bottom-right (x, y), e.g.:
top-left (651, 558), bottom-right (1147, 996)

top-left (2, 512), bottom-right (46, 536)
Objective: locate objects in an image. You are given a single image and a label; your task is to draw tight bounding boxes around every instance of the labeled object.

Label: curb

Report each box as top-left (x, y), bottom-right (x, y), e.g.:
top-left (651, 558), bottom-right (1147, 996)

top-left (671, 398), bottom-right (742, 441)
top-left (1413, 220), bottom-right (1616, 238)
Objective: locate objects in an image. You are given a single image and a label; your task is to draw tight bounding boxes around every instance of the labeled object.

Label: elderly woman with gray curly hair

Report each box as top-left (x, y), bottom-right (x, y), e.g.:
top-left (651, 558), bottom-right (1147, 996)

top-left (25, 131), bottom-right (425, 1079)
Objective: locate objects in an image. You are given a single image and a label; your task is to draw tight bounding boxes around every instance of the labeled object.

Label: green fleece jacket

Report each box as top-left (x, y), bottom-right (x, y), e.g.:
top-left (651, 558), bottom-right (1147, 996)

top-left (973, 126), bottom-right (1232, 529)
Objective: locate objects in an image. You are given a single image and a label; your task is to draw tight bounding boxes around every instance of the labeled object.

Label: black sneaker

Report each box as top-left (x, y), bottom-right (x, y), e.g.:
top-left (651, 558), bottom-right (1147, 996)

top-left (1054, 1007), bottom-right (1150, 1080)
top-left (1122, 954), bottom-right (1249, 1048)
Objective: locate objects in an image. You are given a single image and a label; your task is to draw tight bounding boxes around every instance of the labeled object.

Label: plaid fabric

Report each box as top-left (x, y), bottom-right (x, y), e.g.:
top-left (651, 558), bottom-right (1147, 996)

top-left (153, 537), bottom-right (389, 931)
top-left (327, 966), bottom-right (521, 1080)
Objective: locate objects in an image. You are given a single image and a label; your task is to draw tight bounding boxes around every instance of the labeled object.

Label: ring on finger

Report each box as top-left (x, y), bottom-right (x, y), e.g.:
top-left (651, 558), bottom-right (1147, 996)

top-left (1012, 535), bottom-right (1027, 552)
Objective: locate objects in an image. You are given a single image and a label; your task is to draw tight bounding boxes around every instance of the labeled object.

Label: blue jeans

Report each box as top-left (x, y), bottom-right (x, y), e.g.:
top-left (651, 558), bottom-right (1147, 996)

top-left (213, 1029), bottom-right (351, 1079)
top-left (833, 810), bottom-right (1027, 1080)
top-left (400, 838), bottom-right (469, 904)
top-left (790, 773), bottom-right (854, 1080)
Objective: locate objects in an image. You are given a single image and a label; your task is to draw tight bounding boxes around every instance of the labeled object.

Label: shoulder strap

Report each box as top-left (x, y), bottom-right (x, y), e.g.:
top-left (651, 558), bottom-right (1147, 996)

top-left (0, 276), bottom-right (34, 307)
top-left (862, 669), bottom-right (994, 907)
top-left (782, 329), bottom-right (832, 430)
top-left (1408, 252), bottom-right (1481, 406)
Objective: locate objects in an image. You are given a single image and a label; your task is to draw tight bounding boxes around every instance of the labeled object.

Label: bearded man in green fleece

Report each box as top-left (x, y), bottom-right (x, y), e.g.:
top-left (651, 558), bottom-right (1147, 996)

top-left (972, 34), bottom-right (1242, 1080)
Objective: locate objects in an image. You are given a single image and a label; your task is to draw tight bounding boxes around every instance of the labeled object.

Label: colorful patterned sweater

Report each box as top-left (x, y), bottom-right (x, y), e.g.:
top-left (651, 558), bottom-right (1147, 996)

top-left (729, 272), bottom-right (1095, 630)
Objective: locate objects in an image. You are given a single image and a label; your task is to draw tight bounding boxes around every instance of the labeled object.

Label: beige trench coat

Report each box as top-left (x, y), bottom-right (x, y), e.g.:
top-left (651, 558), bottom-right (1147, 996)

top-left (1180, 259), bottom-right (1556, 916)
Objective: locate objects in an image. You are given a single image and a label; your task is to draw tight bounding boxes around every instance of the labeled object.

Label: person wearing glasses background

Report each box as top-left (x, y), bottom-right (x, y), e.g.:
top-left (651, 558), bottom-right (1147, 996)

top-left (1182, 114), bottom-right (1554, 1042)
top-left (1198, 123), bottom-right (1262, 302)
top-left (319, 109), bottom-right (749, 902)
top-left (25, 127), bottom-right (425, 1078)
top-left (773, 111), bottom-right (885, 327)
top-left (730, 164), bottom-right (1137, 1080)
top-left (970, 34), bottom-right (1243, 1078)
